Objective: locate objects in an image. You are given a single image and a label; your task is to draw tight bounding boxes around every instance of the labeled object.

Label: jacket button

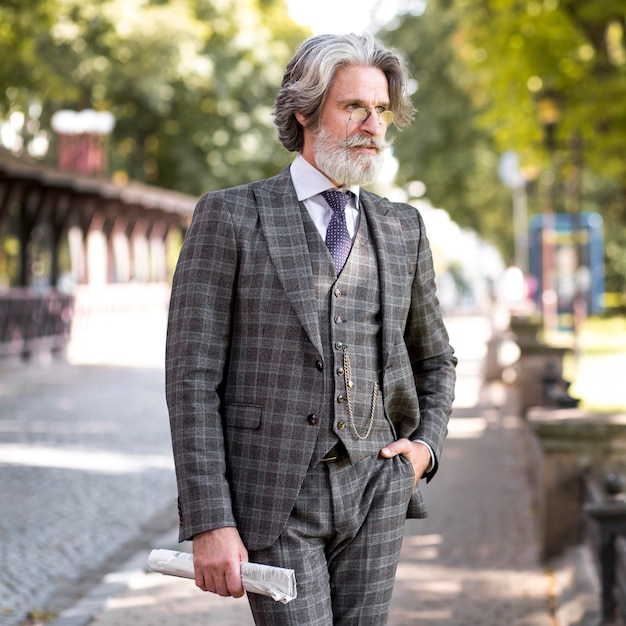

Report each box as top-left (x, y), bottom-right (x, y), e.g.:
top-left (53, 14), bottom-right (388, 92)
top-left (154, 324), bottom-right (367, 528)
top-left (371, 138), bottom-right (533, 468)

top-left (315, 359), bottom-right (324, 371)
top-left (307, 414), bottom-right (318, 425)
top-left (334, 315), bottom-right (343, 324)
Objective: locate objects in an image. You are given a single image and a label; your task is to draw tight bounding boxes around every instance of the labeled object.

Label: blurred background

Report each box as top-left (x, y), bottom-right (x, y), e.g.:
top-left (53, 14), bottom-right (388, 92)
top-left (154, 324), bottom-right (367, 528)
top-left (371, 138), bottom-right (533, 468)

top-left (2, 0), bottom-right (625, 408)
top-left (1, 3), bottom-right (626, 624)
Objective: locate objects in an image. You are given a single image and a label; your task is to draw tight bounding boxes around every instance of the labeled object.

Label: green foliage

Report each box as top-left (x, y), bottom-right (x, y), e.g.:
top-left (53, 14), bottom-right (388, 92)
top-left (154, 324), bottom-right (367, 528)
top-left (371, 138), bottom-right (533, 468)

top-left (463, 0), bottom-right (626, 291)
top-left (1, 0), bottom-right (310, 195)
top-left (3, 0), bottom-right (625, 290)
top-left (378, 3), bottom-right (514, 261)
top-left (380, 0), bottom-right (626, 289)
top-left (460, 0), bottom-right (626, 180)
top-left (0, 0), bottom-right (57, 94)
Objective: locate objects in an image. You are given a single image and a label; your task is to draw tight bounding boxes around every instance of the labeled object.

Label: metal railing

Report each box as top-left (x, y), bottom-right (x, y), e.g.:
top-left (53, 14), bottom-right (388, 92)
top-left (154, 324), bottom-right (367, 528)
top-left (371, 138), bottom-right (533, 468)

top-left (584, 472), bottom-right (626, 625)
top-left (0, 289), bottom-right (73, 359)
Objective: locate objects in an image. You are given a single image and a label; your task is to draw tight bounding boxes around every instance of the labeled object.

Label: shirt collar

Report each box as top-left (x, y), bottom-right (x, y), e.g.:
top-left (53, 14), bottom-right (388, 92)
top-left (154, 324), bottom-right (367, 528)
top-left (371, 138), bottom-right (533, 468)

top-left (290, 154), bottom-right (360, 203)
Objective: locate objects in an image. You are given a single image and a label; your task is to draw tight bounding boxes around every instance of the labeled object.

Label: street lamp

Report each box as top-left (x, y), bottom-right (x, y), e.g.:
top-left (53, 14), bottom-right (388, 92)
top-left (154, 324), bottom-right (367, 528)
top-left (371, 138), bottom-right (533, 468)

top-left (51, 109), bottom-right (115, 176)
top-left (536, 90), bottom-right (561, 155)
top-left (535, 90), bottom-right (561, 333)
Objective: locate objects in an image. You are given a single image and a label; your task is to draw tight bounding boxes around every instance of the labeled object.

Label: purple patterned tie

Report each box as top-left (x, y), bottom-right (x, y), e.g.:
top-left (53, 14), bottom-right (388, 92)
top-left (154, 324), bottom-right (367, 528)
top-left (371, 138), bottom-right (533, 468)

top-left (323, 190), bottom-right (353, 275)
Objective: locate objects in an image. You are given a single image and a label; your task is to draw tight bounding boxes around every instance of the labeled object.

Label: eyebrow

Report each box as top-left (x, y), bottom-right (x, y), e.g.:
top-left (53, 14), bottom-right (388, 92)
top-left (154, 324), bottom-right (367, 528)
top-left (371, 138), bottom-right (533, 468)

top-left (337, 98), bottom-right (391, 109)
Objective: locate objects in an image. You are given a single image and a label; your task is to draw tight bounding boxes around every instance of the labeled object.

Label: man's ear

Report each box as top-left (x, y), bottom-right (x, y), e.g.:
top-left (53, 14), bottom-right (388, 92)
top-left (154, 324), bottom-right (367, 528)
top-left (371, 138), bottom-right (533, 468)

top-left (295, 111), bottom-right (308, 127)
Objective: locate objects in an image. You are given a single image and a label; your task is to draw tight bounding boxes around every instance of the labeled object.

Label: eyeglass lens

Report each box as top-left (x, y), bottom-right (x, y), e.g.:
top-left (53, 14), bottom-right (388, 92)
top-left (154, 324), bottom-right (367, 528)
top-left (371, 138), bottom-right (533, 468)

top-left (350, 108), bottom-right (394, 125)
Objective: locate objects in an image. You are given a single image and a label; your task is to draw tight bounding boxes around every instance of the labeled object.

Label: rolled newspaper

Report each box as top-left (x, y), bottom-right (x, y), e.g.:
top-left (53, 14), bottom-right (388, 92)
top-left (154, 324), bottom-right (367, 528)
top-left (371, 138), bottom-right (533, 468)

top-left (148, 549), bottom-right (297, 604)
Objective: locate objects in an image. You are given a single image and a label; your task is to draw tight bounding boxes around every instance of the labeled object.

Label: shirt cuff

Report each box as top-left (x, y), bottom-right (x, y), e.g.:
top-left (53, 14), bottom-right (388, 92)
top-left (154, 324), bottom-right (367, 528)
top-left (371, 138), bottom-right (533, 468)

top-left (412, 439), bottom-right (435, 473)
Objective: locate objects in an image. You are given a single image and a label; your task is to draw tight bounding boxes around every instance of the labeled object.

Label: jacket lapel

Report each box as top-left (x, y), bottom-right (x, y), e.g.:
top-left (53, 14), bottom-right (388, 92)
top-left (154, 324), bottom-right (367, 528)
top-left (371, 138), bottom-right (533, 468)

top-left (254, 168), bottom-right (323, 356)
top-left (252, 172), bottom-right (410, 364)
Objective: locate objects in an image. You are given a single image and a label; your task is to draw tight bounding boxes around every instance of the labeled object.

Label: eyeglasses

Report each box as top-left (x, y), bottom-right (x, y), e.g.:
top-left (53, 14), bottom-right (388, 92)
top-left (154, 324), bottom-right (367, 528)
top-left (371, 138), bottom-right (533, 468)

top-left (348, 107), bottom-right (394, 126)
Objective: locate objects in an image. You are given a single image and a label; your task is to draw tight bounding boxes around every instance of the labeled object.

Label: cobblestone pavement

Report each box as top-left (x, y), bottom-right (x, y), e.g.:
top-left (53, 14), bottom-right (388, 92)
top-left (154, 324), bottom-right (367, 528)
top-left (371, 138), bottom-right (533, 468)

top-left (0, 308), bottom-right (178, 626)
top-left (0, 314), bottom-right (597, 625)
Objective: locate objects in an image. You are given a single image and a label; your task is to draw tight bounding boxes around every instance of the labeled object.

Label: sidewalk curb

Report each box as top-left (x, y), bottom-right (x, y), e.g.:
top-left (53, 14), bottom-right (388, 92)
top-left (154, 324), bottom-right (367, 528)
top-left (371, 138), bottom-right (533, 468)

top-left (551, 544), bottom-right (601, 626)
top-left (48, 528), bottom-right (183, 626)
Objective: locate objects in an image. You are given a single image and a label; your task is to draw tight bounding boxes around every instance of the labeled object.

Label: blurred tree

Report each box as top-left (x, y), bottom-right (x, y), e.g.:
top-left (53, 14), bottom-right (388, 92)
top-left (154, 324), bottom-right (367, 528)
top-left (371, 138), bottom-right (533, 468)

top-left (378, 2), bottom-right (514, 261)
top-left (380, 0), bottom-right (626, 291)
top-left (0, 0), bottom-right (58, 96)
top-left (0, 0), bottom-right (309, 196)
top-left (448, 0), bottom-right (626, 292)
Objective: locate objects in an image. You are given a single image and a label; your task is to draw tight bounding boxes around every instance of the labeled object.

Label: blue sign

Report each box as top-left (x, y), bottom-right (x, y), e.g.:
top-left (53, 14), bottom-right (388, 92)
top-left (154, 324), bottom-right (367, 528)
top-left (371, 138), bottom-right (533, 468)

top-left (528, 212), bottom-right (604, 326)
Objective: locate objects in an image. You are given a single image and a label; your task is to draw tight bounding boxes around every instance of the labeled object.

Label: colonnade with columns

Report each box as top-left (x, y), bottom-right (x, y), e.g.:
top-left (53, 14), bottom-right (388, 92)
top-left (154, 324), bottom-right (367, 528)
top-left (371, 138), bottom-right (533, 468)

top-left (0, 149), bottom-right (195, 358)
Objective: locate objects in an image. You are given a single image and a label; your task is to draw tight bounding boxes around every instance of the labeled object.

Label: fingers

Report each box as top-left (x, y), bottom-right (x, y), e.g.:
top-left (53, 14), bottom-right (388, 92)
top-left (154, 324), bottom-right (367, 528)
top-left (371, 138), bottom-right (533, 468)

top-left (196, 564), bottom-right (242, 597)
top-left (380, 438), bottom-right (431, 487)
top-left (380, 437), bottom-right (411, 458)
top-left (193, 527), bottom-right (248, 598)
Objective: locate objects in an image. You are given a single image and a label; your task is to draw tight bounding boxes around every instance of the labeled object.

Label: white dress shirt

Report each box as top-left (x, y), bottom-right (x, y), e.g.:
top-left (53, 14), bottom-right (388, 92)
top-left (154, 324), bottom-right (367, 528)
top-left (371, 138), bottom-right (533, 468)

top-left (290, 153), bottom-right (360, 241)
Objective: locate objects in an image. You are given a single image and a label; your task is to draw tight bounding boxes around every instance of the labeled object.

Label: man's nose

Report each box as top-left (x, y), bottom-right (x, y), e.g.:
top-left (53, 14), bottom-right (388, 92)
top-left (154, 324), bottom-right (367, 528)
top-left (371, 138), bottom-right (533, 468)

top-left (359, 109), bottom-right (386, 135)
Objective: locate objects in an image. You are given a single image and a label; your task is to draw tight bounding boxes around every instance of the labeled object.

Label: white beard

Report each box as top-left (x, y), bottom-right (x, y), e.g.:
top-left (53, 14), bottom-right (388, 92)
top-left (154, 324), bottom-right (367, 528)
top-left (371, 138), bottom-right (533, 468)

top-left (313, 127), bottom-right (389, 187)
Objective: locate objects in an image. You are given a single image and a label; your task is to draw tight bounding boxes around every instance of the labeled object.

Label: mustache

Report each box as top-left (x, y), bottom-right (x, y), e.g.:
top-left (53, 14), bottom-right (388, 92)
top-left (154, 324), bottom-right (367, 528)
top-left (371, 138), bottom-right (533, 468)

top-left (343, 135), bottom-right (392, 152)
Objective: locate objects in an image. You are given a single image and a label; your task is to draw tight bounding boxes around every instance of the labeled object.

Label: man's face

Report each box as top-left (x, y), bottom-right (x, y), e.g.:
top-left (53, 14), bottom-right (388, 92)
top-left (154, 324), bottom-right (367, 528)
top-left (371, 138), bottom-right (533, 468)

top-left (299, 65), bottom-right (392, 187)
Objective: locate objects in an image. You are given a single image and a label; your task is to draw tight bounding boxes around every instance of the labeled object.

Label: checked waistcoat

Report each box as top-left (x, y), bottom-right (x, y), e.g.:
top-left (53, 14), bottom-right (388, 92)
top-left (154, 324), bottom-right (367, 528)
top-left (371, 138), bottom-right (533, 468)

top-left (299, 203), bottom-right (395, 466)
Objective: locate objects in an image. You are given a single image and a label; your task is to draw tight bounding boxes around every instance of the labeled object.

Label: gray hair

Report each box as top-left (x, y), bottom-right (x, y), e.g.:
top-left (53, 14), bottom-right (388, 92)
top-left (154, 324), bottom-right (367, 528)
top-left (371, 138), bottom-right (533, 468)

top-left (274, 32), bottom-right (415, 152)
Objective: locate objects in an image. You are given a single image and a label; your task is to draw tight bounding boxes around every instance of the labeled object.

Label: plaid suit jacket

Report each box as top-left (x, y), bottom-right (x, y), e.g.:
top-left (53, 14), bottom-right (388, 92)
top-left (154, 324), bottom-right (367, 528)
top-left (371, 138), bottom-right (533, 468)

top-left (165, 166), bottom-right (456, 550)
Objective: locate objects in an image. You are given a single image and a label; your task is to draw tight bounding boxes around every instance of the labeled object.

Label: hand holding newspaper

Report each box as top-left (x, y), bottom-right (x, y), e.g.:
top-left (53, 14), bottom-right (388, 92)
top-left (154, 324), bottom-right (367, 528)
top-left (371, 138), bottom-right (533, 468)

top-left (148, 549), bottom-right (297, 604)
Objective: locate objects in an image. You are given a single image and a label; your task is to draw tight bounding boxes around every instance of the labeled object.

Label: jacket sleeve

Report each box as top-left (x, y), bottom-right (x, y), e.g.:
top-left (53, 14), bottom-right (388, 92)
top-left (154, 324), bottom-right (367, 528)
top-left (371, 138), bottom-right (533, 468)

top-left (165, 191), bottom-right (238, 542)
top-left (404, 208), bottom-right (457, 481)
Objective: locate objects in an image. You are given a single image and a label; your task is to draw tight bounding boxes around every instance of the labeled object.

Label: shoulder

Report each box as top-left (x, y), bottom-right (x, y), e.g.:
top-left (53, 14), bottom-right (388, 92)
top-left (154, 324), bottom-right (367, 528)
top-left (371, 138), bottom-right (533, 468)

top-left (361, 189), bottom-right (426, 228)
top-left (198, 167), bottom-right (292, 205)
top-left (190, 167), bottom-right (292, 224)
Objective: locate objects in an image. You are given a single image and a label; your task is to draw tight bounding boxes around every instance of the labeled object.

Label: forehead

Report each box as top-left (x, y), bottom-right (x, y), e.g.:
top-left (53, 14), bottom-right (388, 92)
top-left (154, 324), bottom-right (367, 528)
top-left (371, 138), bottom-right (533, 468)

top-left (328, 65), bottom-right (390, 105)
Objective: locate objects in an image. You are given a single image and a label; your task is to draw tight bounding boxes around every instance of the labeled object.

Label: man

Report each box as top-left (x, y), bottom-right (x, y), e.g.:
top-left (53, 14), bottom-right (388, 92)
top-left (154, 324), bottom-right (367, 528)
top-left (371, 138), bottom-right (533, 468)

top-left (166, 32), bottom-right (456, 625)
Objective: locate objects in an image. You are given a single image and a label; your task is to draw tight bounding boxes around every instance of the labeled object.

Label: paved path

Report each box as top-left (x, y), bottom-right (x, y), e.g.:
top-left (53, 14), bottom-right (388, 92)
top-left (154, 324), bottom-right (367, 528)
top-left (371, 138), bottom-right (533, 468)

top-left (389, 316), bottom-right (557, 625)
top-left (0, 361), bottom-right (178, 626)
top-left (0, 305), bottom-right (178, 626)
top-left (0, 314), bottom-right (596, 625)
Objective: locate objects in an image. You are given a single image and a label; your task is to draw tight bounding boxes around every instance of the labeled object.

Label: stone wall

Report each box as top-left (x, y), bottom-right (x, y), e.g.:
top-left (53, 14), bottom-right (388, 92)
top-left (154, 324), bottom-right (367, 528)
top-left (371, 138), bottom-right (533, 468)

top-left (527, 407), bottom-right (626, 560)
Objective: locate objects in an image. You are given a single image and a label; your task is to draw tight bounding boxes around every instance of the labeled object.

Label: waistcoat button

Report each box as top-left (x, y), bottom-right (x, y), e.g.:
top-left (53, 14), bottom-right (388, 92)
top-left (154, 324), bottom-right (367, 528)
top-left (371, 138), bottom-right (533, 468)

top-left (337, 395), bottom-right (345, 404)
top-left (337, 421), bottom-right (346, 430)
top-left (334, 316), bottom-right (343, 324)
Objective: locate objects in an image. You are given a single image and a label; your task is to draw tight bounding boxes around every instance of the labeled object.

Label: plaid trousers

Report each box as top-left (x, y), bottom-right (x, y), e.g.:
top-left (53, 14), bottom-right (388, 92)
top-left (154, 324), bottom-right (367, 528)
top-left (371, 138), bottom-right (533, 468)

top-left (247, 452), bottom-right (416, 625)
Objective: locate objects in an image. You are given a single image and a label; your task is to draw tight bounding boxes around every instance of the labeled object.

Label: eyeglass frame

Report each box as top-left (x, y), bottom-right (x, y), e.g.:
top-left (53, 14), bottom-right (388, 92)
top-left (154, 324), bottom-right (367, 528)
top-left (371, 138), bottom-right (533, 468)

top-left (347, 106), bottom-right (395, 126)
